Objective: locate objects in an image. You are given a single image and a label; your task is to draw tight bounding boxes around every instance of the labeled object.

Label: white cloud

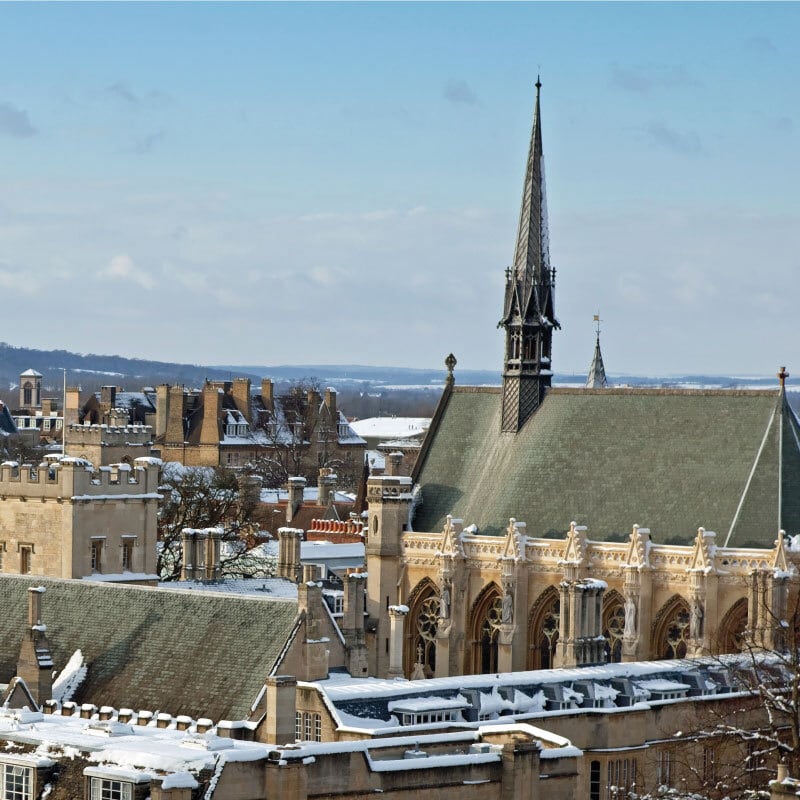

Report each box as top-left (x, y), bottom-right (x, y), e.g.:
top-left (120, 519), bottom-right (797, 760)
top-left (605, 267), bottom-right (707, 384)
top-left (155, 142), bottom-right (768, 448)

top-left (0, 265), bottom-right (38, 294)
top-left (98, 253), bottom-right (156, 290)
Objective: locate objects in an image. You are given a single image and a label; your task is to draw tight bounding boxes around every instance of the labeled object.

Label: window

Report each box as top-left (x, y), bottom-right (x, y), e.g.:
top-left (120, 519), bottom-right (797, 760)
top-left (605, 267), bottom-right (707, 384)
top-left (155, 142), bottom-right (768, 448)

top-left (589, 760), bottom-right (600, 800)
top-left (89, 777), bottom-right (132, 800)
top-left (91, 540), bottom-right (103, 573)
top-left (1, 763), bottom-right (32, 800)
top-left (303, 712), bottom-right (312, 741)
top-left (607, 758), bottom-right (636, 798)
top-left (656, 750), bottom-right (672, 787)
top-left (121, 540), bottom-right (134, 572)
top-left (314, 713), bottom-right (322, 742)
top-left (746, 741), bottom-right (759, 788)
top-left (19, 547), bottom-right (31, 576)
top-left (703, 747), bottom-right (715, 784)
top-left (295, 711), bottom-right (302, 742)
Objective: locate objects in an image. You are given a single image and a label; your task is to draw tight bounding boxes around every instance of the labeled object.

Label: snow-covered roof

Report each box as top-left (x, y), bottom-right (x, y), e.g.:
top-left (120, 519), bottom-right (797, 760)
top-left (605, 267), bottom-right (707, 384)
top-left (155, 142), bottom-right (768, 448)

top-left (301, 542), bottom-right (365, 562)
top-left (0, 705), bottom-right (269, 790)
top-left (20, 369), bottom-right (43, 378)
top-left (158, 577), bottom-right (297, 600)
top-left (303, 654), bottom-right (760, 734)
top-left (350, 417), bottom-right (430, 440)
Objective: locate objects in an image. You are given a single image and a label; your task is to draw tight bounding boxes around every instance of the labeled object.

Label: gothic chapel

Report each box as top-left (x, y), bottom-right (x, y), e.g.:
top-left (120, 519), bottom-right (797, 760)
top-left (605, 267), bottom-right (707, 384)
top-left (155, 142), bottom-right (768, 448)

top-left (363, 81), bottom-right (800, 680)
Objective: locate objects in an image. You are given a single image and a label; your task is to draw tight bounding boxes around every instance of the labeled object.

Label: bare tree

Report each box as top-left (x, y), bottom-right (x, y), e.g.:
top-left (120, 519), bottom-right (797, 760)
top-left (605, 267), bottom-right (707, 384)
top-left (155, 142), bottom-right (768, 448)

top-left (157, 463), bottom-right (275, 581)
top-left (247, 379), bottom-right (362, 491)
top-left (630, 570), bottom-right (800, 800)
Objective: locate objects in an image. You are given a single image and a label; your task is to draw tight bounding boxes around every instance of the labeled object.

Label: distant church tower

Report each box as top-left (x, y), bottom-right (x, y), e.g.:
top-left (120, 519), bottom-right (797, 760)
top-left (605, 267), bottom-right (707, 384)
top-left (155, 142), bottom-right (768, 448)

top-left (586, 316), bottom-right (608, 389)
top-left (499, 79), bottom-right (559, 433)
top-left (19, 369), bottom-right (42, 411)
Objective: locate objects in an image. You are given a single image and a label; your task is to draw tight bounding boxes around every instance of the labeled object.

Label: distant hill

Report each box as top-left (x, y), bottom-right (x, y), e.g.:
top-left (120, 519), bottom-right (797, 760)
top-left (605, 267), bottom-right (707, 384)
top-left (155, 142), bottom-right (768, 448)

top-left (0, 342), bottom-right (795, 397)
top-left (0, 342), bottom-right (261, 394)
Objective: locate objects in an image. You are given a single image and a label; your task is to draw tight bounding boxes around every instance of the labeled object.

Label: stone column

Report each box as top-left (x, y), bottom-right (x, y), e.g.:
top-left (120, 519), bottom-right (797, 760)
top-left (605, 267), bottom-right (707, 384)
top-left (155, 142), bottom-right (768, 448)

top-left (435, 577), bottom-right (453, 679)
top-left (498, 583), bottom-right (516, 674)
top-left (387, 605), bottom-right (407, 679)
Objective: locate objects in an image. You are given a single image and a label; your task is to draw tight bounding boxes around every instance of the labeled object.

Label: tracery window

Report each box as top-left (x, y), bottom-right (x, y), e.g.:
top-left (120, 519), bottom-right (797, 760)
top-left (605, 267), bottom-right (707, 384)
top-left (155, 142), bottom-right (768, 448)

top-left (603, 600), bottom-right (625, 663)
top-left (528, 589), bottom-right (560, 670)
top-left (478, 596), bottom-right (503, 674)
top-left (413, 596), bottom-right (439, 677)
top-left (653, 598), bottom-right (691, 660)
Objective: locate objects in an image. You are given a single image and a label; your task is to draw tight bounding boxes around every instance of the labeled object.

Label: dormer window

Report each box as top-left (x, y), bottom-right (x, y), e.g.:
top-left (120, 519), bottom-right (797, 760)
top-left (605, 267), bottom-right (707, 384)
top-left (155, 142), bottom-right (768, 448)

top-left (1, 763), bottom-right (33, 800)
top-left (88, 777), bottom-right (132, 800)
top-left (84, 768), bottom-right (151, 800)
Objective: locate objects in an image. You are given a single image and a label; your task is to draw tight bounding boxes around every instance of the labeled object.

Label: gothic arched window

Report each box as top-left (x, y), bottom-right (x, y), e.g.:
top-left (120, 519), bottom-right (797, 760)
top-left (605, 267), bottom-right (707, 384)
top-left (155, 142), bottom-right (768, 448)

top-left (405, 580), bottom-right (440, 678)
top-left (528, 587), bottom-right (560, 670)
top-left (653, 596), bottom-right (691, 660)
top-left (469, 585), bottom-right (503, 675)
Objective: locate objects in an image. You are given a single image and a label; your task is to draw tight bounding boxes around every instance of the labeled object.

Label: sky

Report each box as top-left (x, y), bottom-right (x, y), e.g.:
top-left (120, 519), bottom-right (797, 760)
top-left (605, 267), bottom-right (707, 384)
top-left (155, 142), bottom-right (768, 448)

top-left (0, 2), bottom-right (798, 377)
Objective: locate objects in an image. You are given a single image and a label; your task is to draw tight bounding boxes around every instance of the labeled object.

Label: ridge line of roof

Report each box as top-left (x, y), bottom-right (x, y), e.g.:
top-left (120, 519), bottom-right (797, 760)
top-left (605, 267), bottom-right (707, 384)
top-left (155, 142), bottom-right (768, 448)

top-left (0, 574), bottom-right (297, 605)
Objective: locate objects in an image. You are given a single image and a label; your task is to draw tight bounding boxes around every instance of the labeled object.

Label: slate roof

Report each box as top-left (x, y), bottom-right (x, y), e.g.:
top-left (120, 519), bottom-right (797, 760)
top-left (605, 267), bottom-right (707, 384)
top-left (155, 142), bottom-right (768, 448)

top-left (412, 385), bottom-right (800, 547)
top-left (0, 575), bottom-right (299, 721)
top-left (0, 403), bottom-right (18, 436)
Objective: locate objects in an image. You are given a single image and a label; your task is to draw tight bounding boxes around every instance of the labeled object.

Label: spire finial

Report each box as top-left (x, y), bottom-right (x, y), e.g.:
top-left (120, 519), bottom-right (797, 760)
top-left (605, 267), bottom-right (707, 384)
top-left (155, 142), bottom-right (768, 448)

top-left (778, 366), bottom-right (789, 389)
top-left (445, 353), bottom-right (457, 386)
top-left (535, 74), bottom-right (542, 92)
top-left (593, 313), bottom-right (602, 338)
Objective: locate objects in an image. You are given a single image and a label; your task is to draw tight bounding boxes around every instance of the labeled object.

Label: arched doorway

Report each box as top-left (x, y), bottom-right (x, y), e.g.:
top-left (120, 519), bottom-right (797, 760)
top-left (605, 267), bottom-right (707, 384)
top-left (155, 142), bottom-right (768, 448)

top-left (405, 579), bottom-right (440, 678)
top-left (468, 583), bottom-right (503, 675)
top-left (652, 595), bottom-right (691, 659)
top-left (602, 590), bottom-right (626, 663)
top-left (527, 586), bottom-right (560, 670)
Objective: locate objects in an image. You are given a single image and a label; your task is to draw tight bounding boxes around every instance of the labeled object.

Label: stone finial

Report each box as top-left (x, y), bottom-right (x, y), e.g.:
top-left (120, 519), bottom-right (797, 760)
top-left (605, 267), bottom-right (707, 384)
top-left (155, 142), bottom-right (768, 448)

top-left (445, 353), bottom-right (457, 385)
top-left (778, 366), bottom-right (789, 389)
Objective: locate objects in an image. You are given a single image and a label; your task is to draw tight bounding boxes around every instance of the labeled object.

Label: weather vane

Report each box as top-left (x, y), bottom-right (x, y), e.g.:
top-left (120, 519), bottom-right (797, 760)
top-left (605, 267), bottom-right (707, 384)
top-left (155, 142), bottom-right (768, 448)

top-left (593, 313), bottom-right (602, 337)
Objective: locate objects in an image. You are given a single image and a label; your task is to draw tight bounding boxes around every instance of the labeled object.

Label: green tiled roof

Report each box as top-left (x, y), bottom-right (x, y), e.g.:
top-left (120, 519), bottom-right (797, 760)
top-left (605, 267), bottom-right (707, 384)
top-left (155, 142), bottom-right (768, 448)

top-left (0, 575), bottom-right (298, 720)
top-left (413, 386), bottom-right (800, 547)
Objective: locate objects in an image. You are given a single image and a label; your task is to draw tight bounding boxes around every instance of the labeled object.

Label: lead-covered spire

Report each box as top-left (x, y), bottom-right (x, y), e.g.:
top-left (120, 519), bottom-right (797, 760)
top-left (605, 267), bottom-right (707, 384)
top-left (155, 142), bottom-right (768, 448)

top-left (500, 79), bottom-right (560, 433)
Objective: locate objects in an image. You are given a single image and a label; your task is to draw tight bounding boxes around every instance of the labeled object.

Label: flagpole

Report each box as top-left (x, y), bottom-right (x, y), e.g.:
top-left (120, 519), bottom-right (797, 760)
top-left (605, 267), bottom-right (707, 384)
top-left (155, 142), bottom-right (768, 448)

top-left (62, 368), bottom-right (66, 456)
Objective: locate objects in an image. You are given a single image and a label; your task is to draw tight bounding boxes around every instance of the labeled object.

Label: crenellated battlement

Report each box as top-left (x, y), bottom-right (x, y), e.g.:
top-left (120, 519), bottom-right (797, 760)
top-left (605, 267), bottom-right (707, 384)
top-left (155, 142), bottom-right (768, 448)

top-left (65, 422), bottom-right (153, 446)
top-left (0, 456), bottom-right (161, 501)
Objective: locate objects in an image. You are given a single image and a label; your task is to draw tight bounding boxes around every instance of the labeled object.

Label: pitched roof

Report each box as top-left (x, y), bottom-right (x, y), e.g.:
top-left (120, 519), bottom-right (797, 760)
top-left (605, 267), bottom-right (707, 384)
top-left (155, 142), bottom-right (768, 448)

top-left (0, 575), bottom-right (298, 721)
top-left (0, 403), bottom-right (18, 436)
top-left (412, 386), bottom-right (800, 547)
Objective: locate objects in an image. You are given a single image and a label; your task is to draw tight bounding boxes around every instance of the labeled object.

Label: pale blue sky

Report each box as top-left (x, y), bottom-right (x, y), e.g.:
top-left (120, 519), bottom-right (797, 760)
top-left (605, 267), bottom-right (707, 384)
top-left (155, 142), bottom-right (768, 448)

top-left (1, 2), bottom-right (797, 376)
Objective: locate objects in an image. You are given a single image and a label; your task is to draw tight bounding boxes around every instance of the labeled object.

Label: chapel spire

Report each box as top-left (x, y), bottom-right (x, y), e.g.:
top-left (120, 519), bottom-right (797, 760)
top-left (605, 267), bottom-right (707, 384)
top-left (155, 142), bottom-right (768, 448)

top-left (586, 316), bottom-right (608, 389)
top-left (500, 78), bottom-right (560, 433)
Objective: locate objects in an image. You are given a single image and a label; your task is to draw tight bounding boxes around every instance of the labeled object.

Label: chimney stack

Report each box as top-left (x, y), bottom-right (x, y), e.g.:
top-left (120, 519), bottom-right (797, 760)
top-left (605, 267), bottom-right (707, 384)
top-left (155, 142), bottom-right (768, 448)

top-left (318, 468), bottom-right (337, 507)
top-left (261, 676), bottom-right (297, 745)
top-left (17, 587), bottom-right (53, 707)
top-left (260, 378), bottom-right (274, 413)
top-left (385, 451), bottom-right (404, 477)
top-left (278, 528), bottom-right (303, 582)
top-left (286, 477), bottom-right (306, 524)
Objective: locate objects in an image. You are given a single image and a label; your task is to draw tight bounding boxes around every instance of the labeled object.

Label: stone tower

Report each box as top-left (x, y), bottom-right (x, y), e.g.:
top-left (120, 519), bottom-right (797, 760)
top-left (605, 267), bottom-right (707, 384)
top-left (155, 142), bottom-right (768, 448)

top-left (19, 369), bottom-right (42, 411)
top-left (499, 79), bottom-right (559, 432)
top-left (365, 474), bottom-right (412, 677)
